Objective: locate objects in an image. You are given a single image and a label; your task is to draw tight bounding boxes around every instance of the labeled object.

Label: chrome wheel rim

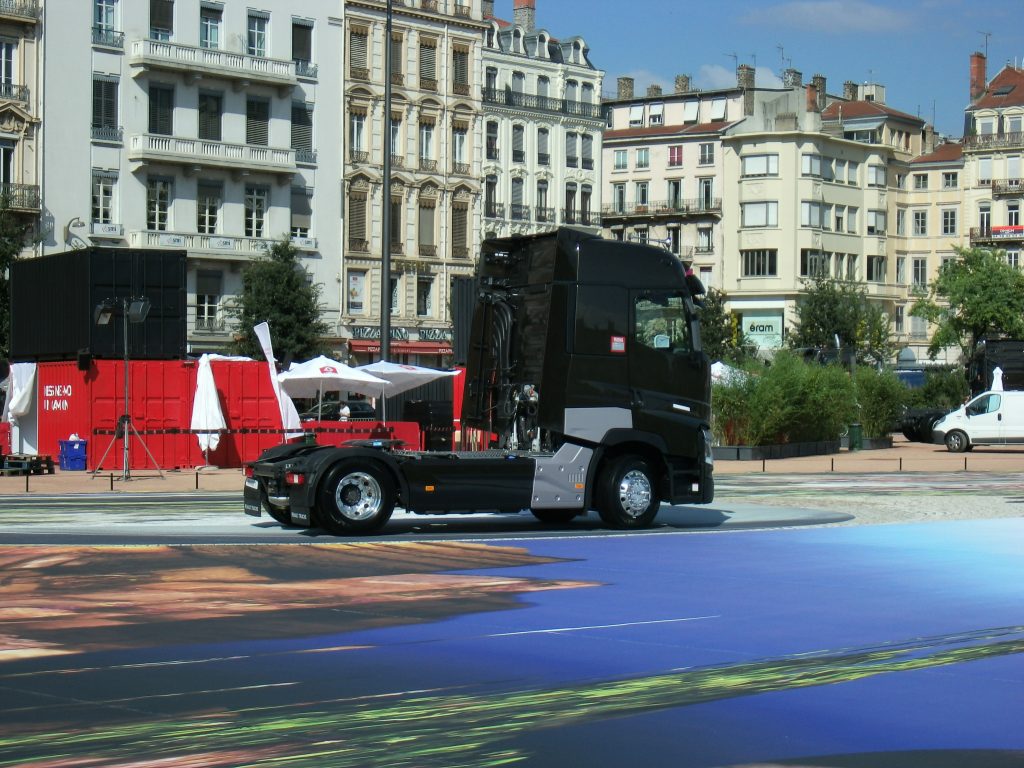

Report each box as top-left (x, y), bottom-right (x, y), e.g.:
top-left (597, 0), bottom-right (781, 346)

top-left (618, 469), bottom-right (652, 518)
top-left (334, 471), bottom-right (383, 521)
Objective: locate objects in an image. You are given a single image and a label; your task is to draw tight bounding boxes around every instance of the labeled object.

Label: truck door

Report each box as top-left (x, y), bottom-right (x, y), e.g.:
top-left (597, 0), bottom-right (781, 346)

top-left (964, 392), bottom-right (1004, 444)
top-left (628, 291), bottom-right (709, 457)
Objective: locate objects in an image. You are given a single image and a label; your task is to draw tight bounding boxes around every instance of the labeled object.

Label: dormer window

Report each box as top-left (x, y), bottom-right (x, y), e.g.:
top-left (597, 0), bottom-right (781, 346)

top-left (649, 103), bottom-right (664, 126)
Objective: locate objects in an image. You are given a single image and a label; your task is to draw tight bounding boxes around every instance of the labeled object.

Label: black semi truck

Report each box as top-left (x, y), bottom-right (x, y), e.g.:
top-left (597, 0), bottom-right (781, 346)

top-left (243, 228), bottom-right (714, 534)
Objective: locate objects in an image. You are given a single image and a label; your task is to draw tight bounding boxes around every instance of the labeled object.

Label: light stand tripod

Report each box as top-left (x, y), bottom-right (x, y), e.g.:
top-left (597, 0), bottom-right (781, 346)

top-left (91, 297), bottom-right (164, 481)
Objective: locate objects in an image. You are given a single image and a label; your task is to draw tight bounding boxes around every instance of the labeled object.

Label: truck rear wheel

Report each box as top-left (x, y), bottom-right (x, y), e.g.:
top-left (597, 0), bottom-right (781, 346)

top-left (317, 460), bottom-right (395, 534)
top-left (596, 456), bottom-right (660, 529)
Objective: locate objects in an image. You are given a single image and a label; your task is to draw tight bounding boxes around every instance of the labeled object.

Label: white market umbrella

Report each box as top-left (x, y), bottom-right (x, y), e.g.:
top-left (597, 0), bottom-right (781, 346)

top-left (358, 361), bottom-right (460, 422)
top-left (190, 354), bottom-right (227, 467)
top-left (278, 355), bottom-right (390, 418)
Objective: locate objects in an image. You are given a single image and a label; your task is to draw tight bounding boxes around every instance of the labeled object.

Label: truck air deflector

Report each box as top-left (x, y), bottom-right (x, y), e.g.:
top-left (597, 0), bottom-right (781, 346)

top-left (531, 443), bottom-right (594, 509)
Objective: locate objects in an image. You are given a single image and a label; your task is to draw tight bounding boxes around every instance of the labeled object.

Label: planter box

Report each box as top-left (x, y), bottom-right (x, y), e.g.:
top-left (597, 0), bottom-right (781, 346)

top-left (713, 440), bottom-right (840, 461)
top-left (840, 435), bottom-right (893, 450)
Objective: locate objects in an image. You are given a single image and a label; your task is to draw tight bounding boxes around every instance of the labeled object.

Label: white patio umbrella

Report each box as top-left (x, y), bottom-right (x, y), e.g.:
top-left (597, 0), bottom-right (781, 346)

top-left (278, 355), bottom-right (390, 419)
top-left (357, 361), bottom-right (460, 421)
top-left (190, 353), bottom-right (226, 467)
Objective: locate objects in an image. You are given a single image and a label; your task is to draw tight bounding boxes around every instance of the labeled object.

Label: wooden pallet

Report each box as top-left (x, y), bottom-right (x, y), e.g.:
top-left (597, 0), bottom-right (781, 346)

top-left (1, 454), bottom-right (55, 476)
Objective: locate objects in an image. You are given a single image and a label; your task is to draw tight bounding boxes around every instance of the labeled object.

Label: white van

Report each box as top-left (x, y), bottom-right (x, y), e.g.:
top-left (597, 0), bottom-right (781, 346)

top-left (932, 390), bottom-right (1024, 452)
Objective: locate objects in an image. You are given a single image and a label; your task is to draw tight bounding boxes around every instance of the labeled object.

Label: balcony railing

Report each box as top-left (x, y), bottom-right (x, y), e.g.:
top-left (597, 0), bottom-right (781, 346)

top-left (420, 77), bottom-right (438, 92)
top-left (534, 206), bottom-right (555, 224)
top-left (484, 203), bottom-right (505, 219)
top-left (92, 26), bottom-right (124, 49)
top-left (129, 133), bottom-right (296, 174)
top-left (391, 154), bottom-right (405, 169)
top-left (482, 87), bottom-right (603, 119)
top-left (419, 244), bottom-right (437, 257)
top-left (971, 225), bottom-right (1024, 244)
top-left (964, 131), bottom-right (1024, 151)
top-left (350, 66), bottom-right (370, 81)
top-left (509, 204), bottom-right (530, 221)
top-left (453, 3), bottom-right (471, 17)
top-left (295, 60), bottom-right (318, 79)
top-left (130, 40), bottom-right (297, 88)
top-left (349, 238), bottom-right (370, 252)
top-left (991, 179), bottom-right (1024, 197)
top-left (537, 152), bottom-right (550, 166)
top-left (0, 82), bottom-right (28, 103)
top-left (453, 245), bottom-right (469, 258)
top-left (391, 72), bottom-right (404, 86)
top-left (128, 231), bottom-right (275, 253)
top-left (422, 0), bottom-right (438, 10)
top-left (0, 0), bottom-right (38, 22)
top-left (1, 183), bottom-right (40, 211)
top-left (91, 125), bottom-right (123, 144)
top-left (296, 148), bottom-right (317, 165)
top-left (453, 82), bottom-right (470, 96)
top-left (601, 198), bottom-right (723, 218)
top-left (349, 149), bottom-right (369, 164)
top-left (419, 158), bottom-right (438, 172)
top-left (193, 314), bottom-right (227, 333)
top-left (452, 161), bottom-right (470, 175)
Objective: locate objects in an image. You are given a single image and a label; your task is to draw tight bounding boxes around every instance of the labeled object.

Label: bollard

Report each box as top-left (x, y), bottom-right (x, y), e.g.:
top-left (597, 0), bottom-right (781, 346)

top-left (899, 457), bottom-right (903, 472)
top-left (831, 457), bottom-right (834, 472)
top-left (110, 473), bottom-right (114, 491)
top-left (762, 458), bottom-right (766, 473)
top-left (24, 472), bottom-right (29, 493)
top-left (195, 471), bottom-right (200, 490)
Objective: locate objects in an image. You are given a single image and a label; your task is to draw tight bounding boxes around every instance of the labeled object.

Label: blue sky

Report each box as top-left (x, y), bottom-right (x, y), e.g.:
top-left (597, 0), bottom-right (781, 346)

top-left (504, 0), bottom-right (1024, 138)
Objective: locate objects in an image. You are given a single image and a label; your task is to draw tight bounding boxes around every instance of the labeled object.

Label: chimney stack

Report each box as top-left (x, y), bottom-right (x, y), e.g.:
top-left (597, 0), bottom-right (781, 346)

top-left (783, 68), bottom-right (803, 88)
top-left (737, 64), bottom-right (755, 90)
top-left (513, 0), bottom-right (536, 32)
top-left (811, 74), bottom-right (826, 111)
top-left (481, 0), bottom-right (494, 18)
top-left (970, 51), bottom-right (987, 102)
top-left (843, 80), bottom-right (858, 101)
top-left (674, 74), bottom-right (691, 94)
top-left (647, 84), bottom-right (663, 97)
top-left (617, 76), bottom-right (634, 100)
top-left (806, 84), bottom-right (819, 113)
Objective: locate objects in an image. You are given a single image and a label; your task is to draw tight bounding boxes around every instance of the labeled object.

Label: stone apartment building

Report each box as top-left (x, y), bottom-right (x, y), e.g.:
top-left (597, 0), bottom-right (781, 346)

top-left (480, 0), bottom-right (604, 238)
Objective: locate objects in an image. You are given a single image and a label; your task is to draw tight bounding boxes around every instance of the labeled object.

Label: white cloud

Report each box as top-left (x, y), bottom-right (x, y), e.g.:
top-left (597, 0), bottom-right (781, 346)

top-left (741, 1), bottom-right (912, 33)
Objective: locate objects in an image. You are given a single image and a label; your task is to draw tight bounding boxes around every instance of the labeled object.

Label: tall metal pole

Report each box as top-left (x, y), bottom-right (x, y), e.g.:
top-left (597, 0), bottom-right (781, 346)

top-left (380, 0), bottom-right (393, 362)
top-left (121, 298), bottom-right (131, 480)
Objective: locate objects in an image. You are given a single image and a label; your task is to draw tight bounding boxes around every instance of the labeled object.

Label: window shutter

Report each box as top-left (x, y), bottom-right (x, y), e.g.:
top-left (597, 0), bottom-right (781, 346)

top-left (453, 49), bottom-right (468, 84)
top-left (511, 178), bottom-right (523, 206)
top-left (537, 76), bottom-right (549, 98)
top-left (565, 80), bottom-right (577, 102)
top-left (349, 194), bottom-right (367, 240)
top-left (292, 23), bottom-right (312, 61)
top-left (198, 93), bottom-right (221, 140)
top-left (148, 85), bottom-right (173, 135)
top-left (513, 125), bottom-right (524, 152)
top-left (582, 133), bottom-right (592, 161)
top-left (418, 202), bottom-right (435, 245)
top-left (246, 98), bottom-right (269, 145)
top-left (291, 188), bottom-right (312, 229)
top-left (291, 103), bottom-right (312, 150)
top-left (391, 33), bottom-right (403, 74)
top-left (350, 30), bottom-right (368, 69)
top-left (92, 79), bottom-right (117, 129)
top-left (452, 204), bottom-right (467, 247)
top-left (538, 128), bottom-right (548, 154)
top-left (391, 197), bottom-right (402, 244)
top-left (150, 0), bottom-right (174, 31)
top-left (419, 42), bottom-right (436, 80)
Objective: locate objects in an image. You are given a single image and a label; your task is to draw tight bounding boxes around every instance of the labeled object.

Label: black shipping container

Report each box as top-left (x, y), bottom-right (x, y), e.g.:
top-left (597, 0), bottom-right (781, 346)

top-left (10, 248), bottom-right (187, 362)
top-left (450, 275), bottom-right (478, 367)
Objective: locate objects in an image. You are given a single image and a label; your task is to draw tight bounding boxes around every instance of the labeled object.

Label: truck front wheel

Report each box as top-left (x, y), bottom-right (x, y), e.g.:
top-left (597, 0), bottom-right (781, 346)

top-left (317, 460), bottom-right (395, 534)
top-left (596, 456), bottom-right (660, 529)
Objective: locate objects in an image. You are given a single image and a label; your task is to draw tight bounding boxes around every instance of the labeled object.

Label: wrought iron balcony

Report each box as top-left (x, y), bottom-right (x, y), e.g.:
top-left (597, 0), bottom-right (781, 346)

top-left (92, 26), bottom-right (124, 49)
top-left (295, 60), bottom-right (318, 79)
top-left (0, 0), bottom-right (38, 22)
top-left (391, 72), bottom-right (404, 86)
top-left (422, 0), bottom-right (438, 10)
top-left (482, 87), bottom-right (602, 119)
top-left (0, 183), bottom-right (40, 211)
top-left (453, 82), bottom-right (470, 96)
top-left (964, 131), bottom-right (1024, 151)
top-left (601, 198), bottom-right (723, 218)
top-left (991, 179), bottom-right (1024, 197)
top-left (391, 154), bottom-right (406, 169)
top-left (193, 313), bottom-right (227, 333)
top-left (971, 225), bottom-right (1024, 244)
top-left (296, 148), bottom-right (317, 165)
top-left (534, 206), bottom-right (555, 224)
top-left (509, 204), bottom-right (530, 221)
top-left (350, 66), bottom-right (370, 82)
top-left (349, 149), bottom-right (369, 164)
top-left (130, 40), bottom-right (297, 88)
top-left (349, 238), bottom-right (369, 252)
top-left (420, 77), bottom-right (438, 92)
top-left (484, 203), bottom-right (505, 219)
top-left (452, 245), bottom-right (469, 258)
top-left (0, 83), bottom-right (28, 103)
top-left (91, 126), bottom-right (123, 144)
top-left (419, 158), bottom-right (438, 172)
top-left (453, 3), bottom-right (471, 17)
top-left (419, 244), bottom-right (437, 257)
top-left (129, 133), bottom-right (296, 175)
top-left (452, 161), bottom-right (470, 175)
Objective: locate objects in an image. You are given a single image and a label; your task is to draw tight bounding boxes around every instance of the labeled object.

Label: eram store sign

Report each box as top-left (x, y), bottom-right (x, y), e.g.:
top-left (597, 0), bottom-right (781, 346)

top-left (742, 311), bottom-right (783, 349)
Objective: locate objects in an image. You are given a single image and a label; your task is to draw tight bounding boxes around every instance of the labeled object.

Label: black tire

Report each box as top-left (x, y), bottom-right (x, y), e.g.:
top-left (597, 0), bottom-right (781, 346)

top-left (531, 509), bottom-right (580, 525)
top-left (945, 429), bottom-right (970, 453)
top-left (263, 498), bottom-right (293, 526)
top-left (596, 455), bottom-right (660, 529)
top-left (317, 460), bottom-right (396, 534)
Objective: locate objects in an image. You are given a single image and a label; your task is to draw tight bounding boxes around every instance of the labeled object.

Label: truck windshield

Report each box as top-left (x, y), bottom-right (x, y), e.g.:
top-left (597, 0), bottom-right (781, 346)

top-left (635, 293), bottom-right (692, 353)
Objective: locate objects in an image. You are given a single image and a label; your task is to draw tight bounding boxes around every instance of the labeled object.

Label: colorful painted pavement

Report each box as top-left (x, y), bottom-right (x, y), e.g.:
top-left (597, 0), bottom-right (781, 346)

top-left (0, 518), bottom-right (1022, 767)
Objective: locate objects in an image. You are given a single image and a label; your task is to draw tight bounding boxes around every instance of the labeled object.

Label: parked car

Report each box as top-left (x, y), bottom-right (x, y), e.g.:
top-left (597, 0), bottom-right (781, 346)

top-left (931, 390), bottom-right (1024, 452)
top-left (299, 400), bottom-right (377, 421)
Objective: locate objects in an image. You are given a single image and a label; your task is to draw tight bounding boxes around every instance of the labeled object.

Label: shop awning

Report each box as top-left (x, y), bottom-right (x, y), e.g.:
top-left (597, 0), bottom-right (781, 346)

top-left (349, 340), bottom-right (453, 355)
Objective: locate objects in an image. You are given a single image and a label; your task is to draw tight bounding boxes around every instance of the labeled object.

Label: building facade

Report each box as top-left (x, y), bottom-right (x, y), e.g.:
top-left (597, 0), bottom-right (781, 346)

top-left (480, 0), bottom-right (604, 238)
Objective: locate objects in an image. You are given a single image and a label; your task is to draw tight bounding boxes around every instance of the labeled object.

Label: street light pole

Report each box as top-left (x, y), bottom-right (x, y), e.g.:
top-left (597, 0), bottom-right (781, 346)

top-left (121, 298), bottom-right (132, 478)
top-left (380, 0), bottom-right (393, 362)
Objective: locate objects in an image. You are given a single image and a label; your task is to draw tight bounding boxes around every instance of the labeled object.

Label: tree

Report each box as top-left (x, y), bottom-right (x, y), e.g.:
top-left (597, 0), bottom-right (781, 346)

top-left (910, 245), bottom-right (1024, 360)
top-left (0, 202), bottom-right (37, 361)
top-left (698, 288), bottom-right (747, 363)
top-left (787, 276), bottom-right (895, 364)
top-left (227, 238), bottom-right (330, 361)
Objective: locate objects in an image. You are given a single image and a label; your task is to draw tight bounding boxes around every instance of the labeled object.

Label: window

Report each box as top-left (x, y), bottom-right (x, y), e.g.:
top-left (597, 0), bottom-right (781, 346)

top-left (698, 143), bottom-right (714, 165)
top-left (419, 39), bottom-right (437, 89)
top-left (197, 182), bottom-right (221, 235)
top-left (91, 172), bottom-right (115, 224)
top-left (913, 173), bottom-right (928, 190)
top-left (635, 228), bottom-right (649, 245)
top-left (565, 182), bottom-right (577, 222)
top-left (486, 120), bottom-right (498, 160)
top-left (244, 185), bottom-right (268, 238)
top-left (291, 187), bottom-right (312, 238)
top-left (800, 249), bottom-right (829, 277)
top-left (348, 271), bottom-right (366, 314)
top-left (628, 104), bottom-right (643, 127)
top-left (95, 0), bottom-right (117, 32)
top-left (866, 209), bottom-right (886, 235)
top-left (868, 164), bottom-right (886, 187)
top-left (291, 102), bottom-right (314, 160)
top-left (847, 161), bottom-right (859, 186)
top-left (613, 149), bottom-right (627, 171)
top-left (390, 194), bottom-right (402, 245)
top-left (200, 6), bottom-right (221, 49)
top-left (451, 203), bottom-right (468, 256)
top-left (895, 305), bottom-right (905, 334)
top-left (146, 177), bottom-right (171, 231)
top-left (1009, 116), bottom-right (1023, 134)
top-left (667, 179), bottom-right (682, 207)
top-left (697, 226), bottom-right (713, 253)
top-left (537, 75), bottom-right (549, 99)
top-left (742, 153), bottom-right (778, 177)
top-left (418, 199), bottom-right (435, 251)
top-left (566, 132), bottom-right (578, 167)
top-left (92, 77), bottom-right (118, 137)
top-left (896, 255), bottom-right (906, 283)
top-left (867, 255), bottom-right (886, 282)
top-left (580, 184), bottom-right (592, 224)
top-left (668, 228), bottom-right (680, 255)
top-left (636, 147), bottom-right (649, 169)
top-left (942, 209), bottom-right (958, 236)
top-left (979, 204), bottom-right (991, 232)
top-left (390, 32), bottom-right (403, 81)
top-left (635, 181), bottom-right (649, 207)
top-left (582, 134), bottom-right (593, 170)
top-left (246, 97), bottom-right (269, 146)
top-left (512, 72), bottom-right (525, 94)
top-left (912, 257), bottom-right (928, 287)
top-left (292, 21), bottom-right (313, 72)
top-left (896, 209), bottom-right (906, 236)
top-left (913, 210), bottom-right (927, 236)
top-left (247, 12), bottom-right (268, 57)
top-left (417, 277), bottom-right (433, 317)
top-left (741, 201), bottom-right (778, 228)
top-left (668, 145), bottom-right (683, 167)
top-left (349, 28), bottom-right (368, 77)
top-left (942, 171), bottom-right (959, 189)
top-left (390, 275), bottom-right (401, 316)
top-left (801, 153), bottom-right (822, 177)
top-left (835, 206), bottom-right (845, 232)
top-left (846, 255), bottom-right (858, 280)
top-left (834, 159), bottom-right (847, 183)
top-left (196, 270), bottom-right (222, 330)
top-left (910, 314), bottom-right (928, 339)
top-left (197, 92), bottom-right (222, 141)
top-left (348, 190), bottom-right (367, 248)
top-left (537, 127), bottom-right (549, 165)
top-left (537, 180), bottom-right (550, 220)
top-left (485, 66), bottom-right (497, 93)
top-left (452, 124), bottom-right (466, 165)
top-left (847, 206), bottom-right (858, 233)
top-left (979, 157), bottom-right (992, 185)
top-left (484, 175), bottom-right (497, 217)
top-left (452, 47), bottom-right (469, 94)
top-left (742, 249), bottom-right (777, 277)
top-left (801, 201), bottom-right (828, 229)
top-left (150, 0), bottom-right (173, 40)
top-left (148, 83), bottom-right (173, 135)
top-left (1010, 202), bottom-right (1021, 227)
top-left (649, 103), bottom-right (664, 126)
top-left (419, 120), bottom-right (434, 160)
top-left (512, 124), bottom-right (525, 163)
top-left (350, 112), bottom-right (365, 152)
top-left (612, 182), bottom-right (625, 213)
top-left (1007, 250), bottom-right (1021, 269)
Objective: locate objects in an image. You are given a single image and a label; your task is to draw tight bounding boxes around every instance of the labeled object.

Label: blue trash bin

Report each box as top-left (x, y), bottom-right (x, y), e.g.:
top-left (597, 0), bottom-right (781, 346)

top-left (59, 440), bottom-right (88, 471)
